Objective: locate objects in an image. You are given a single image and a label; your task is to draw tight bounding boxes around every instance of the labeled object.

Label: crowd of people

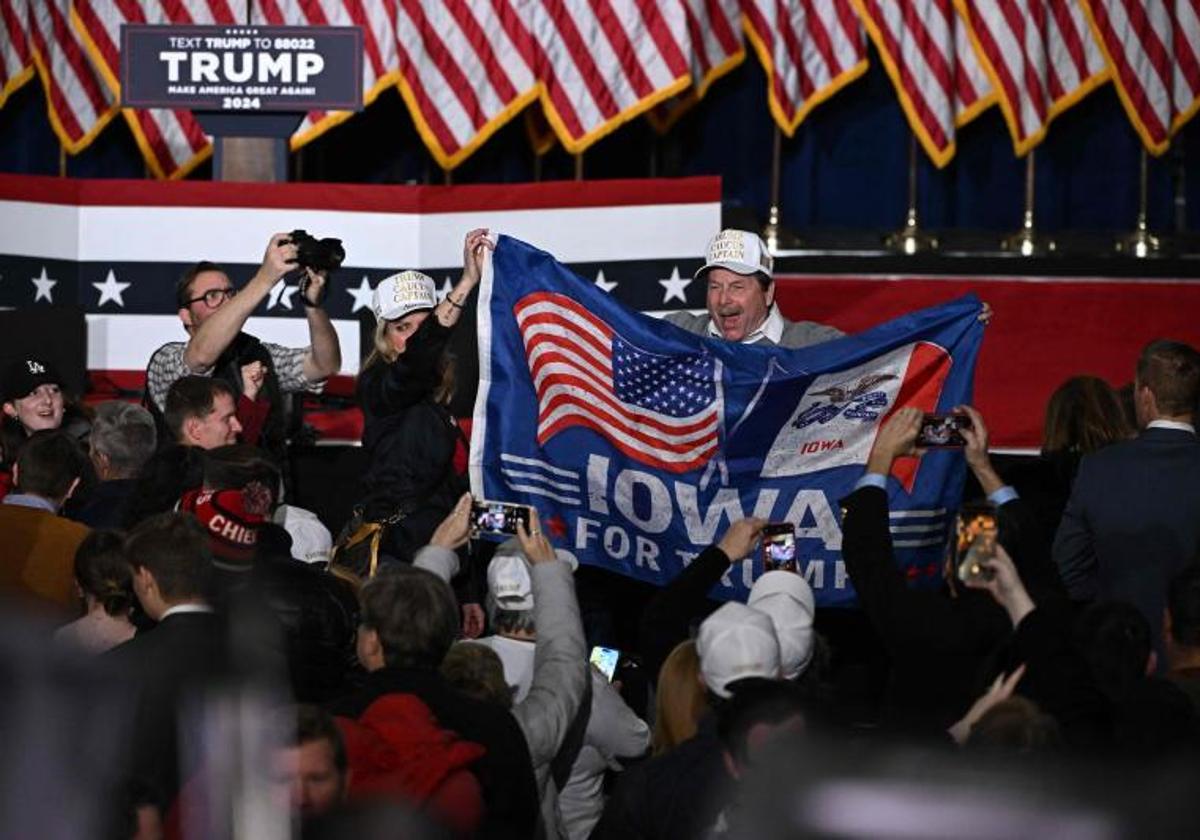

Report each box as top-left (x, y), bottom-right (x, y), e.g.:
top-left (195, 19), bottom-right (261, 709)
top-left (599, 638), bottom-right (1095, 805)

top-left (1, 227), bottom-right (1199, 838)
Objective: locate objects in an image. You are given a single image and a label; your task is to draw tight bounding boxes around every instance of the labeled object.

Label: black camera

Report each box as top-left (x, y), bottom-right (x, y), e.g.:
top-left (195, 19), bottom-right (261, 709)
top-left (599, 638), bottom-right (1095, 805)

top-left (286, 229), bottom-right (345, 273)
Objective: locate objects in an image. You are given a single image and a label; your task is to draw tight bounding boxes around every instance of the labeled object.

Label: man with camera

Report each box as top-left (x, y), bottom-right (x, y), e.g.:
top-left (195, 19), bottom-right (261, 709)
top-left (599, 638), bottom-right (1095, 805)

top-left (146, 232), bottom-right (342, 461)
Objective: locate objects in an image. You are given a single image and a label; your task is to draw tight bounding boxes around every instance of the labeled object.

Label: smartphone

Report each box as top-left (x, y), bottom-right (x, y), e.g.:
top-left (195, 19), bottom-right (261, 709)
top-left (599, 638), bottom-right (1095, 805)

top-left (916, 412), bottom-right (973, 448)
top-left (470, 500), bottom-right (533, 537)
top-left (590, 645), bottom-right (621, 682)
top-left (954, 505), bottom-right (997, 585)
top-left (761, 523), bottom-right (797, 573)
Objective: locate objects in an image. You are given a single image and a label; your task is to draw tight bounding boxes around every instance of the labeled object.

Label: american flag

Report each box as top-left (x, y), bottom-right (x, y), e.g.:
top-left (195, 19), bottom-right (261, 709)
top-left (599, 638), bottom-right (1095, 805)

top-left (0, 0), bottom-right (31, 109)
top-left (392, 0), bottom-right (537, 169)
top-left (514, 291), bottom-right (722, 474)
top-left (852, 0), bottom-right (993, 166)
top-left (28, 0), bottom-right (115, 154)
top-left (742, 0), bottom-right (869, 135)
top-left (648, 0), bottom-right (744, 132)
top-left (251, 0), bottom-right (400, 151)
top-left (957, 0), bottom-right (1108, 155)
top-left (521, 0), bottom-right (692, 152)
top-left (1079, 0), bottom-right (1200, 154)
top-left (72, 0), bottom-right (236, 179)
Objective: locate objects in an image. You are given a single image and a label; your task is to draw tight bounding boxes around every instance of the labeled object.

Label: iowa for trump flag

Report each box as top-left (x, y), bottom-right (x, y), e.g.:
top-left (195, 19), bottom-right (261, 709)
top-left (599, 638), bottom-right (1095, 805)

top-left (471, 237), bottom-right (985, 605)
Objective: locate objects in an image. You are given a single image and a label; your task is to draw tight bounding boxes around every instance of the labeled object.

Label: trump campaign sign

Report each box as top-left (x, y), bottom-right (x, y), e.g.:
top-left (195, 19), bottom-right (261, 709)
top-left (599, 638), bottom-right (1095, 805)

top-left (474, 236), bottom-right (985, 605)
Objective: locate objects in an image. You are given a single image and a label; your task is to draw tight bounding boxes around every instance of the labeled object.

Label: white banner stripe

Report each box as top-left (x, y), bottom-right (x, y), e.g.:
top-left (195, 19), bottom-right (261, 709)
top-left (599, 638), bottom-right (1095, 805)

top-left (501, 482), bottom-right (581, 505)
top-left (499, 453), bottom-right (581, 478)
top-left (888, 508), bottom-right (948, 518)
top-left (893, 537), bottom-right (945, 548)
top-left (0, 200), bottom-right (718, 265)
top-left (501, 468), bottom-right (582, 492)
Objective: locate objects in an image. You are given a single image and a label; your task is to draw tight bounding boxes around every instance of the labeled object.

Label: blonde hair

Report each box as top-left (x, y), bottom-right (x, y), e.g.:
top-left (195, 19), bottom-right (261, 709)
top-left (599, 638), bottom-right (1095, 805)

top-left (362, 316), bottom-right (456, 406)
top-left (652, 640), bottom-right (708, 755)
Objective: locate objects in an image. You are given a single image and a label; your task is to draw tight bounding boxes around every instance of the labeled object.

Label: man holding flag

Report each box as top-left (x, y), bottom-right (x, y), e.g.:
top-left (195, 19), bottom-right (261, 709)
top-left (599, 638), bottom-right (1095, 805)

top-left (471, 233), bottom-right (988, 608)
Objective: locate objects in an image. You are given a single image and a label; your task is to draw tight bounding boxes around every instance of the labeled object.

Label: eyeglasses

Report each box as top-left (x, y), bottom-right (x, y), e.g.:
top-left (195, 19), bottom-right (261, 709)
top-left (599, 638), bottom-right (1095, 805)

top-left (185, 287), bottom-right (237, 308)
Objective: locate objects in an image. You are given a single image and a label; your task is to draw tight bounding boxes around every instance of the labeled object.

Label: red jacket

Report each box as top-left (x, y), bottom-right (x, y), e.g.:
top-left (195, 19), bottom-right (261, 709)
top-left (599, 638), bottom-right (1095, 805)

top-left (337, 693), bottom-right (486, 835)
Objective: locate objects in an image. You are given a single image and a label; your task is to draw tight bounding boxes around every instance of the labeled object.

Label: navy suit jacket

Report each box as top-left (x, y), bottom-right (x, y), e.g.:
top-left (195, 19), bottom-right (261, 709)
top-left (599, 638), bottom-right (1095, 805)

top-left (1053, 427), bottom-right (1200, 645)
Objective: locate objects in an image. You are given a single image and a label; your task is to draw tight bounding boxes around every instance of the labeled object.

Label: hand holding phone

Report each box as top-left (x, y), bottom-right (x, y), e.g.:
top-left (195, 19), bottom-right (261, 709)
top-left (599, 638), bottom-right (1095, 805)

top-left (761, 523), bottom-right (797, 573)
top-left (470, 500), bottom-right (533, 537)
top-left (917, 413), bottom-right (973, 448)
top-left (954, 507), bottom-right (997, 585)
top-left (590, 646), bottom-right (621, 682)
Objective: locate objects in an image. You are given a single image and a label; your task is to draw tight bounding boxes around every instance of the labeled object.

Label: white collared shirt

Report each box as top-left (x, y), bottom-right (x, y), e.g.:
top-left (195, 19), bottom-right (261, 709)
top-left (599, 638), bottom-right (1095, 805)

top-left (1147, 419), bottom-right (1196, 434)
top-left (706, 303), bottom-right (785, 345)
top-left (160, 603), bottom-right (214, 620)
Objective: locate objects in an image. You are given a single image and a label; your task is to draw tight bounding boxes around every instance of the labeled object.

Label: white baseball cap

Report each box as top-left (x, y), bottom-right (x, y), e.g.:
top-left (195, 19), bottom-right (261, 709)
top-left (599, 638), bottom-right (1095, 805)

top-left (372, 270), bottom-right (437, 321)
top-left (696, 602), bottom-right (782, 698)
top-left (695, 229), bottom-right (774, 281)
top-left (273, 505), bottom-right (333, 566)
top-left (487, 553), bottom-right (534, 611)
top-left (748, 571), bottom-right (816, 679)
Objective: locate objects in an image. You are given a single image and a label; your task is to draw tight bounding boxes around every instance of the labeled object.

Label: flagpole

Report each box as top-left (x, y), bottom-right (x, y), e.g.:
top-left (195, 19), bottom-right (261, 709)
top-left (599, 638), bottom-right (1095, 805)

top-left (1001, 150), bottom-right (1054, 256)
top-left (885, 133), bottom-right (936, 254)
top-left (1172, 142), bottom-right (1186, 235)
top-left (1116, 148), bottom-right (1159, 258)
top-left (58, 143), bottom-right (66, 178)
top-left (574, 152), bottom-right (584, 181)
top-left (762, 126), bottom-right (802, 253)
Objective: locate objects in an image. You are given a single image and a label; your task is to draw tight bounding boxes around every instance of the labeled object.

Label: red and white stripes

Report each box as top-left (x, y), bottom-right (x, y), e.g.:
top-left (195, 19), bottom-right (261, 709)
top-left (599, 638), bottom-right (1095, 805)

top-left (523, 1), bottom-right (692, 150)
top-left (1080, 0), bottom-right (1200, 154)
top-left (742, 0), bottom-right (869, 135)
top-left (251, 0), bottom-right (400, 148)
top-left (957, 0), bottom-right (1108, 155)
top-left (853, 0), bottom-right (990, 167)
top-left (27, 0), bottom-right (114, 153)
top-left (0, 0), bottom-right (31, 107)
top-left (390, 0), bottom-right (536, 168)
top-left (73, 0), bottom-right (237, 178)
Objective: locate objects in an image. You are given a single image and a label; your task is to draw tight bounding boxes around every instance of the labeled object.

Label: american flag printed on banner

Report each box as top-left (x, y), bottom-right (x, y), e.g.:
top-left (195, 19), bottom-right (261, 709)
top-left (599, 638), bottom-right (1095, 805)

top-left (1079, 0), bottom-right (1200, 154)
top-left (956, 0), bottom-right (1108, 155)
top-left (251, 0), bottom-right (400, 150)
top-left (514, 291), bottom-right (722, 473)
top-left (0, 0), bottom-right (32, 108)
top-left (520, 0), bottom-right (693, 152)
top-left (28, 0), bottom-right (116, 154)
top-left (852, 0), bottom-right (989, 166)
top-left (741, 0), bottom-right (869, 135)
top-left (71, 0), bottom-right (236, 179)
top-left (475, 235), bottom-right (986, 605)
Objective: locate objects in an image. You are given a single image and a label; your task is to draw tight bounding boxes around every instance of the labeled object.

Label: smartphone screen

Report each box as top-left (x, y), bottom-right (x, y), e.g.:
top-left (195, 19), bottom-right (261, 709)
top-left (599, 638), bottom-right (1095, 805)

top-left (954, 506), bottom-right (997, 584)
top-left (916, 413), bottom-right (972, 448)
top-left (470, 500), bottom-right (532, 537)
top-left (761, 523), bottom-right (797, 573)
top-left (590, 646), bottom-right (620, 682)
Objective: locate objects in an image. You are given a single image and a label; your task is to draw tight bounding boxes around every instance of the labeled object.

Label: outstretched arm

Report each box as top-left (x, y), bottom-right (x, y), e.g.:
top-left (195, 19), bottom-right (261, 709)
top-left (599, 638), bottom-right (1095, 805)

top-left (184, 233), bottom-right (296, 372)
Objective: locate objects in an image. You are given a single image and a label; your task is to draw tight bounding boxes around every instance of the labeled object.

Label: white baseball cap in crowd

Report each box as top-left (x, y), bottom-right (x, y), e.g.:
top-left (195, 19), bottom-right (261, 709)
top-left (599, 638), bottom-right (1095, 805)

top-left (274, 505), bottom-right (333, 566)
top-left (694, 229), bottom-right (775, 282)
top-left (748, 571), bottom-right (816, 679)
top-left (372, 270), bottom-right (438, 321)
top-left (494, 537), bottom-right (580, 572)
top-left (696, 602), bottom-right (782, 698)
top-left (487, 553), bottom-right (535, 611)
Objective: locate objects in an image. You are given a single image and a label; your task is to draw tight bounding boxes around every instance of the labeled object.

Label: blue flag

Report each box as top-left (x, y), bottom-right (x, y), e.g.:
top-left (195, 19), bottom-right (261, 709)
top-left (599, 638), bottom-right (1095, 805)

top-left (471, 236), bottom-right (985, 605)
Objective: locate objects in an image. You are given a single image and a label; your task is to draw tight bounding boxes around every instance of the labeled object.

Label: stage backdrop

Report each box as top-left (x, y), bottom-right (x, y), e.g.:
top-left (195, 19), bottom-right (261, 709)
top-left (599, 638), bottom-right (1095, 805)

top-left (1, 172), bottom-right (1198, 449)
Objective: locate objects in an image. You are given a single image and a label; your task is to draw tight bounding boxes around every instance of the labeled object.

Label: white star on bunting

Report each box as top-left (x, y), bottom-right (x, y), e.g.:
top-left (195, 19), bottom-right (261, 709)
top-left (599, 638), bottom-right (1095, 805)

top-left (268, 281), bottom-right (298, 311)
top-left (346, 276), bottom-right (375, 313)
top-left (658, 266), bottom-right (691, 304)
top-left (93, 269), bottom-right (131, 307)
top-left (437, 276), bottom-right (454, 303)
top-left (32, 266), bottom-right (56, 303)
top-left (594, 270), bottom-right (618, 293)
